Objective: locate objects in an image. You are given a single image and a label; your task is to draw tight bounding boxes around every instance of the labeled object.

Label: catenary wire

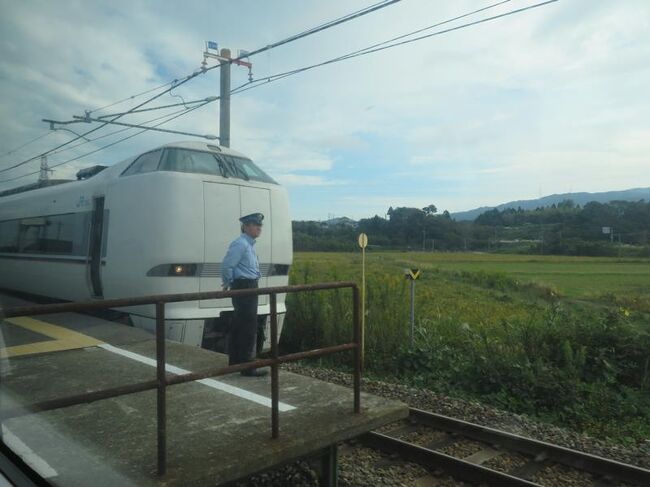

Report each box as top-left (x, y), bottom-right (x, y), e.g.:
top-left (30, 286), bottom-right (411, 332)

top-left (0, 70), bottom-right (204, 174)
top-left (0, 0), bottom-right (401, 175)
top-left (228, 0), bottom-right (517, 94)
top-left (89, 0), bottom-right (400, 114)
top-left (0, 104), bottom-right (208, 183)
top-left (47, 105), bottom-right (205, 158)
top-left (1, 1), bottom-right (557, 183)
top-left (95, 97), bottom-right (215, 119)
top-left (229, 0), bottom-right (401, 62)
top-left (0, 131), bottom-right (54, 159)
top-left (50, 0), bottom-right (558, 169)
top-left (231, 0), bottom-right (558, 96)
top-left (88, 79), bottom-right (176, 114)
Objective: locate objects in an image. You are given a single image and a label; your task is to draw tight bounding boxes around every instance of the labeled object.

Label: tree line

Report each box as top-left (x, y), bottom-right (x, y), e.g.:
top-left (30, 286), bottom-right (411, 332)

top-left (293, 200), bottom-right (650, 256)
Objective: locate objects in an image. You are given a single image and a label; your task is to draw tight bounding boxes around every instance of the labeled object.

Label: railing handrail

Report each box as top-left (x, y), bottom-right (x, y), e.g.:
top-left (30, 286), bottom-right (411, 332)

top-left (0, 281), bottom-right (362, 479)
top-left (1, 281), bottom-right (357, 318)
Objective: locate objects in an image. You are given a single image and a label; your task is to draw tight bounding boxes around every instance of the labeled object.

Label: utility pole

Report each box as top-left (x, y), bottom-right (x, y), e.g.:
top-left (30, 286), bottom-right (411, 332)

top-left (202, 43), bottom-right (252, 148)
top-left (219, 48), bottom-right (231, 148)
top-left (39, 155), bottom-right (49, 182)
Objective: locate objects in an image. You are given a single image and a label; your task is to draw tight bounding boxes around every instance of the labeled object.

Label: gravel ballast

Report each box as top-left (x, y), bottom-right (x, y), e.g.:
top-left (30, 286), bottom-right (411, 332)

top-left (282, 364), bottom-right (650, 470)
top-left (236, 364), bottom-right (649, 485)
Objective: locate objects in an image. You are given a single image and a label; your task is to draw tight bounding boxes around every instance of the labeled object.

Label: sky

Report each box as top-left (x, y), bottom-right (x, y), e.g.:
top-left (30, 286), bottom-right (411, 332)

top-left (0, 0), bottom-right (648, 220)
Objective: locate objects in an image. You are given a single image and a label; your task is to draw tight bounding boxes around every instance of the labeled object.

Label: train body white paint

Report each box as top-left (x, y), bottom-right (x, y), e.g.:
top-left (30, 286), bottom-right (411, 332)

top-left (0, 141), bottom-right (293, 349)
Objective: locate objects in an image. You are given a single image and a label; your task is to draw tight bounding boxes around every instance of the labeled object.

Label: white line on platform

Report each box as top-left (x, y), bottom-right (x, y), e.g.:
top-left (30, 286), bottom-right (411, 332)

top-left (98, 343), bottom-right (296, 411)
top-left (1, 425), bottom-right (58, 479)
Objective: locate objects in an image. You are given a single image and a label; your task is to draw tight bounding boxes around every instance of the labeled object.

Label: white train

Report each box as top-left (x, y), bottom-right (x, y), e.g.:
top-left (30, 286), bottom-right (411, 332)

top-left (0, 141), bottom-right (293, 350)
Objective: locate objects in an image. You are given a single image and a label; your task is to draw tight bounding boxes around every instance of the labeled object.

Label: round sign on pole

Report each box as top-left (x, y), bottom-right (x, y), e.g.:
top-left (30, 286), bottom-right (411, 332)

top-left (358, 233), bottom-right (368, 249)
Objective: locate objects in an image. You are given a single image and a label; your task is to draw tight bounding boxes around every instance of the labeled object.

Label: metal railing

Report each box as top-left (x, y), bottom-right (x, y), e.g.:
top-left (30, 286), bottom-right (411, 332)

top-left (0, 282), bottom-right (362, 476)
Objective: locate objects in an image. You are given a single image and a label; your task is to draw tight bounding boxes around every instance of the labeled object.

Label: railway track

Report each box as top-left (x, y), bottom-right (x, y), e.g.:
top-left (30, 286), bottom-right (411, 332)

top-left (360, 407), bottom-right (650, 486)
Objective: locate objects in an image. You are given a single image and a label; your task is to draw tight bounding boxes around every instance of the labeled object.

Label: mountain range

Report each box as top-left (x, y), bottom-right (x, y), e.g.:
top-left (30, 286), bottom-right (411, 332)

top-left (451, 187), bottom-right (650, 221)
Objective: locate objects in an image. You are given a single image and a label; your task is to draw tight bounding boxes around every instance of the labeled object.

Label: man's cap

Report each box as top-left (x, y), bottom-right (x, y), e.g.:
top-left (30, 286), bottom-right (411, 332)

top-left (239, 212), bottom-right (264, 225)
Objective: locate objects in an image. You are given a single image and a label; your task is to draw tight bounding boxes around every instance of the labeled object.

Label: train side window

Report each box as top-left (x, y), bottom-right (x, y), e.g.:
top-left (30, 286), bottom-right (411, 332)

top-left (42, 213), bottom-right (75, 254)
top-left (121, 150), bottom-right (163, 176)
top-left (0, 214), bottom-right (83, 255)
top-left (15, 215), bottom-right (75, 254)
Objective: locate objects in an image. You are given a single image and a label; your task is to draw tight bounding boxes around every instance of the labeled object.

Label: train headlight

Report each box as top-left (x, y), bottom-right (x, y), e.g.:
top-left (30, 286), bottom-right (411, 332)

top-left (146, 264), bottom-right (199, 277)
top-left (169, 264), bottom-right (197, 276)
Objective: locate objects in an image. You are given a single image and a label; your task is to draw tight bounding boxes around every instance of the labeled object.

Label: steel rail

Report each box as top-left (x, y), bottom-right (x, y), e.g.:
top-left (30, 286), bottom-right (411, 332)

top-left (408, 408), bottom-right (650, 486)
top-left (362, 431), bottom-right (542, 487)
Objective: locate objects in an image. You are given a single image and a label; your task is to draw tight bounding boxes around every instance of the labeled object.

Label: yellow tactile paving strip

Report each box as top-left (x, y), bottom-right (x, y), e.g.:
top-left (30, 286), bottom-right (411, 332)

top-left (0, 317), bottom-right (103, 359)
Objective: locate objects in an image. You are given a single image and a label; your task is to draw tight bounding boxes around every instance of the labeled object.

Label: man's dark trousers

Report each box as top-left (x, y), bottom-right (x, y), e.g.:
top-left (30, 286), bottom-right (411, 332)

top-left (229, 278), bottom-right (259, 365)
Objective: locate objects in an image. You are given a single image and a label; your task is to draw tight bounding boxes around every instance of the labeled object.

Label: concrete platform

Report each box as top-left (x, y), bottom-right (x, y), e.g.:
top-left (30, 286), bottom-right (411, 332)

top-left (0, 292), bottom-right (407, 486)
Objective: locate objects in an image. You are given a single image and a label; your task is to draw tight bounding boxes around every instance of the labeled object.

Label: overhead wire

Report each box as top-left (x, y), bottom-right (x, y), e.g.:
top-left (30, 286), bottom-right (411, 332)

top-left (0, 103), bottom-right (209, 183)
top-left (77, 0), bottom-right (401, 119)
top-left (53, 0), bottom-right (557, 170)
top-left (0, 130), bottom-right (54, 159)
top-left (88, 79), bottom-right (176, 114)
top-left (45, 106), bottom-right (199, 158)
top-left (0, 70), bottom-right (204, 175)
top-left (231, 0), bottom-right (557, 96)
top-left (95, 97), bottom-right (214, 119)
top-left (0, 0), bottom-right (558, 184)
top-left (230, 0), bottom-right (401, 61)
top-left (86, 0), bottom-right (400, 116)
top-left (52, 103), bottom-right (210, 169)
top-left (0, 0), bottom-right (401, 177)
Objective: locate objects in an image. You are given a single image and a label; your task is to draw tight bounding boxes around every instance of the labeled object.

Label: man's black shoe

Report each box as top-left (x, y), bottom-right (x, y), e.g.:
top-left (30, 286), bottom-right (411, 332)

top-left (241, 368), bottom-right (269, 377)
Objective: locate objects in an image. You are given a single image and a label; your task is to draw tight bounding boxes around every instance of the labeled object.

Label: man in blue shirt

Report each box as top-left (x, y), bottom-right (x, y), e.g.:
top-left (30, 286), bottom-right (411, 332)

top-left (222, 212), bottom-right (268, 376)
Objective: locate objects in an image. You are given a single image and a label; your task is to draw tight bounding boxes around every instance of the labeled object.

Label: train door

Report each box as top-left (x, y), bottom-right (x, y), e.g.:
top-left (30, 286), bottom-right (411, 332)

top-left (88, 196), bottom-right (105, 298)
top-left (199, 182), bottom-right (240, 308)
top-left (199, 183), bottom-right (272, 308)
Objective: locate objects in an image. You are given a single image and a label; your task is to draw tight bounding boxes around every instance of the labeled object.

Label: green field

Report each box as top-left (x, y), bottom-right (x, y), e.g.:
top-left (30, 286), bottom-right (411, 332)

top-left (288, 252), bottom-right (650, 323)
top-left (393, 253), bottom-right (650, 299)
top-left (283, 252), bottom-right (650, 444)
top-left (292, 251), bottom-right (650, 299)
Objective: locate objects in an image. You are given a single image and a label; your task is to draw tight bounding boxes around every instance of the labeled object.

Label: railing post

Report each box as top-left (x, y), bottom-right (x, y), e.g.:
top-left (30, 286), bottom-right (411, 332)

top-left (352, 286), bottom-right (361, 414)
top-left (0, 306), bottom-right (4, 444)
top-left (155, 302), bottom-right (167, 476)
top-left (270, 293), bottom-right (280, 438)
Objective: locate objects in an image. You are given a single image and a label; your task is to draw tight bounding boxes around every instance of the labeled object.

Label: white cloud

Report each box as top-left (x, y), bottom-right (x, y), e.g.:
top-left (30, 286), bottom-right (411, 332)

top-left (1, 0), bottom-right (649, 218)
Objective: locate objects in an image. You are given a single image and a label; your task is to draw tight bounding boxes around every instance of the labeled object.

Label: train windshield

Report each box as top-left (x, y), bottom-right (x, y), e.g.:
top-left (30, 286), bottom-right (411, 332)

top-left (159, 148), bottom-right (277, 184)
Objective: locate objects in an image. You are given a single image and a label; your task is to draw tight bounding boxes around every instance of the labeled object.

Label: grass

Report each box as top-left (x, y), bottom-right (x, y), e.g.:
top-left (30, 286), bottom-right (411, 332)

top-left (282, 251), bottom-right (650, 445)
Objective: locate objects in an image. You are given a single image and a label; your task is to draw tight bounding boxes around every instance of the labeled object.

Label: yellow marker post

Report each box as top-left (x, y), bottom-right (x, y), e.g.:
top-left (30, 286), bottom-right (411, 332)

top-left (357, 233), bottom-right (368, 369)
